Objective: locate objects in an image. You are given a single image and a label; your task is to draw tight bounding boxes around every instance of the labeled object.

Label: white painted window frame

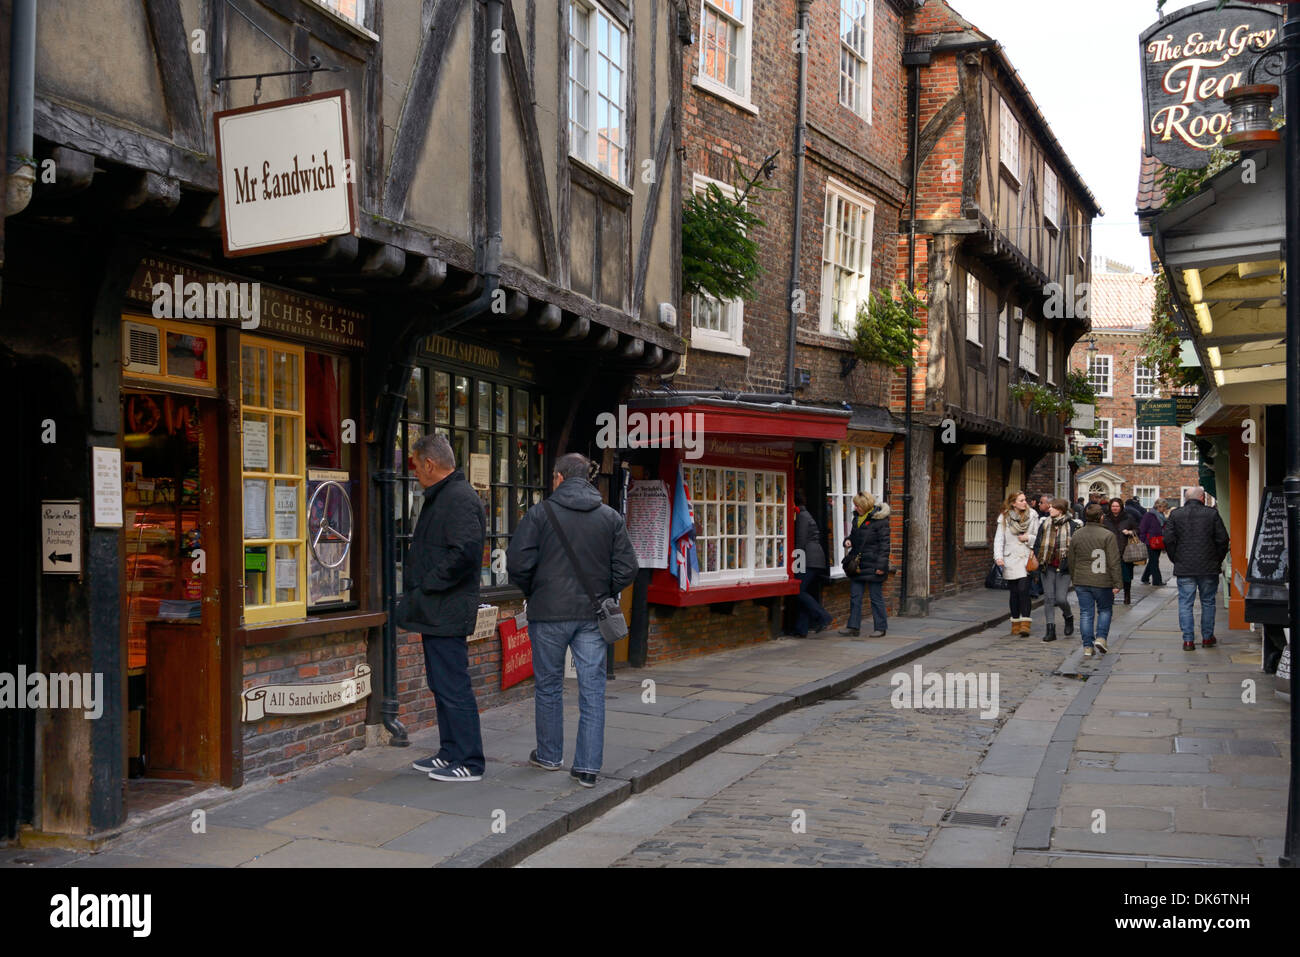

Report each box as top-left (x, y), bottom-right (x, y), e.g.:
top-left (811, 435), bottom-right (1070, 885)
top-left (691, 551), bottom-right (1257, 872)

top-left (568, 0), bottom-right (628, 185)
top-left (689, 173), bottom-right (749, 356)
top-left (1043, 164), bottom-right (1059, 227)
top-left (696, 0), bottom-right (754, 108)
top-left (1046, 328), bottom-right (1056, 385)
top-left (1182, 433), bottom-right (1199, 465)
top-left (827, 443), bottom-right (887, 577)
top-left (820, 179), bottom-right (876, 337)
top-left (966, 275), bottom-right (982, 345)
top-left (964, 455), bottom-right (988, 546)
top-left (1097, 417), bottom-right (1113, 464)
top-left (839, 0), bottom-right (874, 121)
top-left (1134, 425), bottom-right (1160, 465)
top-left (1019, 317), bottom-right (1038, 374)
top-left (1088, 353), bottom-right (1113, 398)
top-left (999, 97), bottom-right (1020, 182)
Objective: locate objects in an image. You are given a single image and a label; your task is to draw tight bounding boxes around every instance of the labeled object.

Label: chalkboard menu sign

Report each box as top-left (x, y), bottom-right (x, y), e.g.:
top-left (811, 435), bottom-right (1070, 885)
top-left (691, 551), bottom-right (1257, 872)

top-left (1247, 487), bottom-right (1288, 585)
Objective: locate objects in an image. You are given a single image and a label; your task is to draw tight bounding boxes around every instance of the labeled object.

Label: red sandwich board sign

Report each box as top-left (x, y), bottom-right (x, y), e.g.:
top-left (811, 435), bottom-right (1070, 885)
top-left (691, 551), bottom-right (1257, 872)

top-left (499, 613), bottom-right (533, 690)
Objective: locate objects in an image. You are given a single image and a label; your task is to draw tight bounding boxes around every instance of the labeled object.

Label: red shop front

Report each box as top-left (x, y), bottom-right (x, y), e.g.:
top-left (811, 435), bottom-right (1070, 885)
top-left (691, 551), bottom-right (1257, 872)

top-left (623, 398), bottom-right (849, 661)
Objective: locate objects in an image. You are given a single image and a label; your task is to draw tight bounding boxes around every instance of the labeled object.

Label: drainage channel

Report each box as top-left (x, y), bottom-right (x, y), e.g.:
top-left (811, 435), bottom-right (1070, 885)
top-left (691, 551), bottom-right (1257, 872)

top-left (1016, 848), bottom-right (1246, 867)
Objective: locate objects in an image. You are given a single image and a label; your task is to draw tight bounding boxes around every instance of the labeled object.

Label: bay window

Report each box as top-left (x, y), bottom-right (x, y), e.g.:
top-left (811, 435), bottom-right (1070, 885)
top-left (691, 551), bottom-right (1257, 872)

top-left (685, 465), bottom-right (788, 585)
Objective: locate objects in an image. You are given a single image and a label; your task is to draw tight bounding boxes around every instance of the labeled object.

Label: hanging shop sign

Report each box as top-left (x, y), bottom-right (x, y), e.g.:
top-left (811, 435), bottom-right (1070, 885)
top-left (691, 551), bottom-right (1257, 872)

top-left (241, 662), bottom-right (372, 721)
top-left (1140, 1), bottom-right (1281, 169)
top-left (1175, 394), bottom-right (1200, 425)
top-left (126, 257), bottom-right (368, 350)
top-left (214, 89), bottom-right (358, 257)
top-left (1136, 398), bottom-right (1178, 426)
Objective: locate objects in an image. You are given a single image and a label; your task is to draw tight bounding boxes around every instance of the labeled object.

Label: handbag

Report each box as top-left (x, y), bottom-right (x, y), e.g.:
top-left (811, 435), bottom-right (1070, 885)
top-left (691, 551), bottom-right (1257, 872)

top-left (1123, 537), bottom-right (1148, 564)
top-left (984, 562), bottom-right (1008, 590)
top-left (1149, 534), bottom-right (1164, 550)
top-left (1026, 551), bottom-right (1039, 573)
top-left (543, 501), bottom-right (628, 645)
top-left (841, 552), bottom-right (862, 577)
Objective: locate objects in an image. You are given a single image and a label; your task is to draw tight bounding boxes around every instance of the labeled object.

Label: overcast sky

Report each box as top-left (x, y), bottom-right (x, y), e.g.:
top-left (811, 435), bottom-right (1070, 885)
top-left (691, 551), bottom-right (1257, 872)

top-left (947, 0), bottom-right (1207, 275)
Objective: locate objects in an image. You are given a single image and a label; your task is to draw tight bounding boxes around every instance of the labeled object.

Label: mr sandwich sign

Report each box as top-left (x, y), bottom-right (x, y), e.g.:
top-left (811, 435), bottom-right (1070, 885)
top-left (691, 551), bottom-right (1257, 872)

top-left (214, 89), bottom-right (358, 257)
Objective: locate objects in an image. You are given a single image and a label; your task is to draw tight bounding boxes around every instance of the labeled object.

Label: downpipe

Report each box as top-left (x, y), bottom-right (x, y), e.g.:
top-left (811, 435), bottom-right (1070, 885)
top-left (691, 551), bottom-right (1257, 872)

top-left (375, 0), bottom-right (505, 745)
top-left (784, 0), bottom-right (810, 394)
top-left (5, 0), bottom-right (37, 218)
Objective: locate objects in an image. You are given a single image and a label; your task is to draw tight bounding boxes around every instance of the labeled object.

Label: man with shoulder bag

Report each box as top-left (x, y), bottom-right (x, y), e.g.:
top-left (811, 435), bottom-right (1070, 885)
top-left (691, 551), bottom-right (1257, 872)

top-left (507, 453), bottom-right (638, 787)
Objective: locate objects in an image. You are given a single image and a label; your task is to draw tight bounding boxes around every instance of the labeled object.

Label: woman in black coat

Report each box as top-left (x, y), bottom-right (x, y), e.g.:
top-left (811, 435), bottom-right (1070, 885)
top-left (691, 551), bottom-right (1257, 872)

top-left (791, 489), bottom-right (832, 637)
top-left (1104, 496), bottom-right (1140, 605)
top-left (840, 493), bottom-right (891, 637)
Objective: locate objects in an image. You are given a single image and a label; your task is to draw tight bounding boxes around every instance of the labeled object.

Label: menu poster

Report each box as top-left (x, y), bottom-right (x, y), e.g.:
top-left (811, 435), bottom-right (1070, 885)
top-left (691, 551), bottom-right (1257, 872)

top-left (469, 453), bottom-right (491, 491)
top-left (625, 480), bottom-right (670, 569)
top-left (92, 446), bottom-right (124, 527)
top-left (276, 558), bottom-right (298, 588)
top-left (243, 480), bottom-right (268, 539)
top-left (1248, 487), bottom-right (1289, 585)
top-left (274, 485), bottom-right (298, 538)
top-left (243, 420), bottom-right (269, 470)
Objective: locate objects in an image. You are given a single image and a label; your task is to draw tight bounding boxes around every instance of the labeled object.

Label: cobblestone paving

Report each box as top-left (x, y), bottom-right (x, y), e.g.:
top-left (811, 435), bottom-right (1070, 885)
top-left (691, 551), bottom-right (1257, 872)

top-left (611, 626), bottom-right (1082, 867)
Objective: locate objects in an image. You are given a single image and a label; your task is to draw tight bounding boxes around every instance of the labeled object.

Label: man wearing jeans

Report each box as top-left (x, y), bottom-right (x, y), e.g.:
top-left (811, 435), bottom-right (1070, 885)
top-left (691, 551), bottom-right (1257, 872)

top-left (1066, 504), bottom-right (1122, 657)
top-left (1162, 486), bottom-right (1230, 650)
top-left (507, 453), bottom-right (638, 787)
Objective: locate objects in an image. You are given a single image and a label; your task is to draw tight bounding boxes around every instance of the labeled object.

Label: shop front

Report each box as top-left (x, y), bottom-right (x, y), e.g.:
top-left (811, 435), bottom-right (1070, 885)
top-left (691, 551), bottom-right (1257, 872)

top-left (117, 256), bottom-right (378, 799)
top-left (621, 398), bottom-right (849, 660)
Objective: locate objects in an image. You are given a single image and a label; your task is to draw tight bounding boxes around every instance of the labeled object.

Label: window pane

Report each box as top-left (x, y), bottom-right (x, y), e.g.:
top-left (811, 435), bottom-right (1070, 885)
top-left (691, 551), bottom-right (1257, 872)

top-left (477, 380), bottom-right (491, 430)
top-left (274, 543), bottom-right (299, 603)
top-left (454, 376), bottom-right (469, 427)
top-left (515, 389), bottom-right (530, 434)
top-left (274, 415), bottom-right (299, 474)
top-left (406, 367), bottom-right (424, 420)
top-left (242, 344), bottom-right (267, 407)
top-left (495, 384), bottom-right (509, 433)
top-left (273, 350), bottom-right (299, 410)
top-left (496, 436), bottom-right (510, 484)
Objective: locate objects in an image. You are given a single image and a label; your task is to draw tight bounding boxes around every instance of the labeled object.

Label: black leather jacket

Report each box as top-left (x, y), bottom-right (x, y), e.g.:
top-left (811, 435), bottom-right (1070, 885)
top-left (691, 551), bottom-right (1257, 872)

top-left (396, 470), bottom-right (486, 637)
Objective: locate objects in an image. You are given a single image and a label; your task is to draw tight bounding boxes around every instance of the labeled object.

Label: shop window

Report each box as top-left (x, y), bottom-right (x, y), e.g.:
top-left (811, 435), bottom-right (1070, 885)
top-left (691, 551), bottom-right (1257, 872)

top-left (240, 337), bottom-right (307, 624)
top-left (122, 317), bottom-right (216, 390)
top-left (398, 363), bottom-right (547, 590)
top-left (826, 444), bottom-right (885, 574)
top-left (963, 456), bottom-right (988, 545)
top-left (684, 465), bottom-right (787, 585)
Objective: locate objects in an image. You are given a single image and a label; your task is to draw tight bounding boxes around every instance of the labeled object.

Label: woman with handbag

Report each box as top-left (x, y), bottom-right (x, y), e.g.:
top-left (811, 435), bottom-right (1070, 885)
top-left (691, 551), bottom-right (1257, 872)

top-left (994, 490), bottom-right (1041, 636)
top-left (1033, 499), bottom-right (1078, 642)
top-left (840, 493), bottom-right (891, 637)
top-left (1104, 497), bottom-right (1142, 604)
top-left (1139, 499), bottom-right (1169, 587)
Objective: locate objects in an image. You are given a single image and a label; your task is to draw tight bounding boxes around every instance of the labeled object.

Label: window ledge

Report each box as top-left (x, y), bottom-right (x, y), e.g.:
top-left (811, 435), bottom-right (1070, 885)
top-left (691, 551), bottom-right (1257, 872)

top-left (690, 331), bottom-right (750, 357)
top-left (692, 76), bottom-right (759, 115)
top-left (569, 155), bottom-right (633, 196)
top-left (798, 326), bottom-right (853, 351)
top-left (240, 609), bottom-right (386, 646)
top-left (963, 543), bottom-right (990, 551)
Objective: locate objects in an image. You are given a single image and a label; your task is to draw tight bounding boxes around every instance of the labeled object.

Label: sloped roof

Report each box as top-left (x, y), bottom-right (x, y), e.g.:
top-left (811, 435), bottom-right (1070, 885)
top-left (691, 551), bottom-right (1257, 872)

top-left (1090, 271), bottom-right (1154, 330)
top-left (1137, 151), bottom-right (1166, 215)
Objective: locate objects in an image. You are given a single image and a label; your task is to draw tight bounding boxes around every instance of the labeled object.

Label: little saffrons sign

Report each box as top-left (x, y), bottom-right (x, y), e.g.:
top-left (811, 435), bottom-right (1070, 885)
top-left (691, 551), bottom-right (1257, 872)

top-left (214, 89), bottom-right (358, 257)
top-left (1140, 1), bottom-right (1281, 169)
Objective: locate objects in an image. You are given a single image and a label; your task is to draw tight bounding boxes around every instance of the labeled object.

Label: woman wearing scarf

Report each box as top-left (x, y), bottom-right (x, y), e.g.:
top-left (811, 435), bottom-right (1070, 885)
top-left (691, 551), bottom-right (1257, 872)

top-left (1033, 499), bottom-right (1077, 642)
top-left (839, 492), bottom-right (891, 637)
top-left (1104, 496), bottom-right (1140, 604)
top-left (994, 490), bottom-right (1041, 635)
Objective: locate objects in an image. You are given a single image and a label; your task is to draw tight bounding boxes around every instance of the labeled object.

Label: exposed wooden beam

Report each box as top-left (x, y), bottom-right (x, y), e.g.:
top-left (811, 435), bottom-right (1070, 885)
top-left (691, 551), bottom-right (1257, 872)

top-left (144, 0), bottom-right (205, 150)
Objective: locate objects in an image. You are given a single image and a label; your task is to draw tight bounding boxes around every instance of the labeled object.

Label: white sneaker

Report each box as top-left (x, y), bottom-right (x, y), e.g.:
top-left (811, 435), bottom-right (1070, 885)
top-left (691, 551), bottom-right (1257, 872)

top-left (1083, 646), bottom-right (1095, 657)
top-left (1094, 637), bottom-right (1108, 655)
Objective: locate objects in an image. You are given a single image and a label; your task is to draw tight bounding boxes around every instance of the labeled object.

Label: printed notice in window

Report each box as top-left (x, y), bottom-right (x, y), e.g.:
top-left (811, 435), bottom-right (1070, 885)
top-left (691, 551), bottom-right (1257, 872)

top-left (625, 480), bottom-right (670, 569)
top-left (243, 420), bottom-right (269, 470)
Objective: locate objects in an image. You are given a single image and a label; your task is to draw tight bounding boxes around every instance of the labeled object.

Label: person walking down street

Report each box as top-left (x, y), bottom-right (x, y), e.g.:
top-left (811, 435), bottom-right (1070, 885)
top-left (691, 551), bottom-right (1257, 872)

top-left (397, 434), bottom-right (488, 782)
top-left (1067, 503), bottom-right (1122, 657)
top-left (1104, 497), bottom-right (1140, 605)
top-left (507, 453), bottom-right (638, 788)
top-left (994, 490), bottom-right (1041, 636)
top-left (1139, 498), bottom-right (1170, 587)
top-left (840, 493), bottom-right (891, 637)
top-left (1033, 499), bottom-right (1078, 643)
top-left (791, 489), bottom-right (833, 637)
top-left (1034, 494), bottom-right (1053, 520)
top-left (1161, 485), bottom-right (1230, 651)
top-left (1073, 497), bottom-right (1087, 522)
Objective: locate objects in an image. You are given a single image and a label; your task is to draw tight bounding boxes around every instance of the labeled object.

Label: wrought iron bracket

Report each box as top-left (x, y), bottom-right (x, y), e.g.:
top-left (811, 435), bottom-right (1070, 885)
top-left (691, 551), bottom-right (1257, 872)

top-left (214, 56), bottom-right (341, 104)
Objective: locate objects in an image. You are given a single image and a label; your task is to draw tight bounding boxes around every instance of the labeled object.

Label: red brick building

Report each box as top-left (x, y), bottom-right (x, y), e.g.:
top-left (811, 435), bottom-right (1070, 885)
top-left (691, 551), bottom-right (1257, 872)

top-left (1069, 265), bottom-right (1201, 509)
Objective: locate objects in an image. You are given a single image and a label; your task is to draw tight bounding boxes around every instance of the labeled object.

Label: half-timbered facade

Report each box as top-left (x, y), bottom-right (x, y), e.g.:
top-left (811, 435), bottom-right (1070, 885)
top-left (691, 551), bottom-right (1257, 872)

top-left (898, 1), bottom-right (1101, 605)
top-left (1, 0), bottom-right (684, 840)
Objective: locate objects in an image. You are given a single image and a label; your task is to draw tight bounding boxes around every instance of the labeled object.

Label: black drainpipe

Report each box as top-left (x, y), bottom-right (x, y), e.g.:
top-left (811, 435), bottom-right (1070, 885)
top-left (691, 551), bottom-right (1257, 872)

top-left (374, 0), bottom-right (505, 745)
top-left (784, 0), bottom-right (811, 394)
top-left (901, 48), bottom-right (928, 614)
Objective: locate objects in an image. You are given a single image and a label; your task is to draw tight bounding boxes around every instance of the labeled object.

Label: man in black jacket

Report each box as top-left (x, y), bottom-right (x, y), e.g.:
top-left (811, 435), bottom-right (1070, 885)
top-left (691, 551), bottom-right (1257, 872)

top-left (1161, 486), bottom-right (1230, 650)
top-left (396, 433), bottom-right (487, 782)
top-left (507, 453), bottom-right (637, 787)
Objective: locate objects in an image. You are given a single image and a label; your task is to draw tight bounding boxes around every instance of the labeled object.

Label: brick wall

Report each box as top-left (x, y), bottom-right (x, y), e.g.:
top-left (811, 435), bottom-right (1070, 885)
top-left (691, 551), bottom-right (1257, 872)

top-left (647, 600), bottom-right (772, 660)
top-left (241, 631), bottom-right (369, 781)
top-left (1070, 332), bottom-right (1200, 503)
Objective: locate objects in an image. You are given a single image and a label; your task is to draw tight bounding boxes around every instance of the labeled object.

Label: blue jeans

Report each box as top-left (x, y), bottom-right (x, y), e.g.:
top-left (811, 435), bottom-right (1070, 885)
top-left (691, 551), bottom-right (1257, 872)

top-left (1075, 585), bottom-right (1114, 647)
top-left (1177, 575), bottom-right (1219, 643)
top-left (529, 619), bottom-right (606, 774)
top-left (795, 570), bottom-right (831, 635)
top-left (421, 635), bottom-right (485, 774)
top-left (847, 576), bottom-right (887, 632)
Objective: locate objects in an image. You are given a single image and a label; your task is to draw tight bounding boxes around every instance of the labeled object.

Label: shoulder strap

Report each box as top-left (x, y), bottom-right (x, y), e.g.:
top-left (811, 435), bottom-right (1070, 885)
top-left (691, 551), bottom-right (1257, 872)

top-left (543, 500), bottom-right (603, 610)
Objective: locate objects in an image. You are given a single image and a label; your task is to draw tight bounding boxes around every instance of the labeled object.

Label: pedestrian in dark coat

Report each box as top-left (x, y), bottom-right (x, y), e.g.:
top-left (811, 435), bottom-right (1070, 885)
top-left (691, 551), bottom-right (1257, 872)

top-left (1103, 497), bottom-right (1140, 604)
top-left (840, 493), bottom-right (890, 637)
top-left (507, 453), bottom-right (638, 787)
top-left (1162, 486), bottom-right (1230, 650)
top-left (1138, 499), bottom-right (1169, 586)
top-left (791, 489), bottom-right (832, 637)
top-left (397, 433), bottom-right (488, 782)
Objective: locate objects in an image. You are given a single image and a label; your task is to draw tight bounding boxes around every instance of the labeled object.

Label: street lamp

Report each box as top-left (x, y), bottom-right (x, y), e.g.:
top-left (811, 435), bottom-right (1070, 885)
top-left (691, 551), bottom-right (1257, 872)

top-left (1222, 9), bottom-right (1300, 868)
